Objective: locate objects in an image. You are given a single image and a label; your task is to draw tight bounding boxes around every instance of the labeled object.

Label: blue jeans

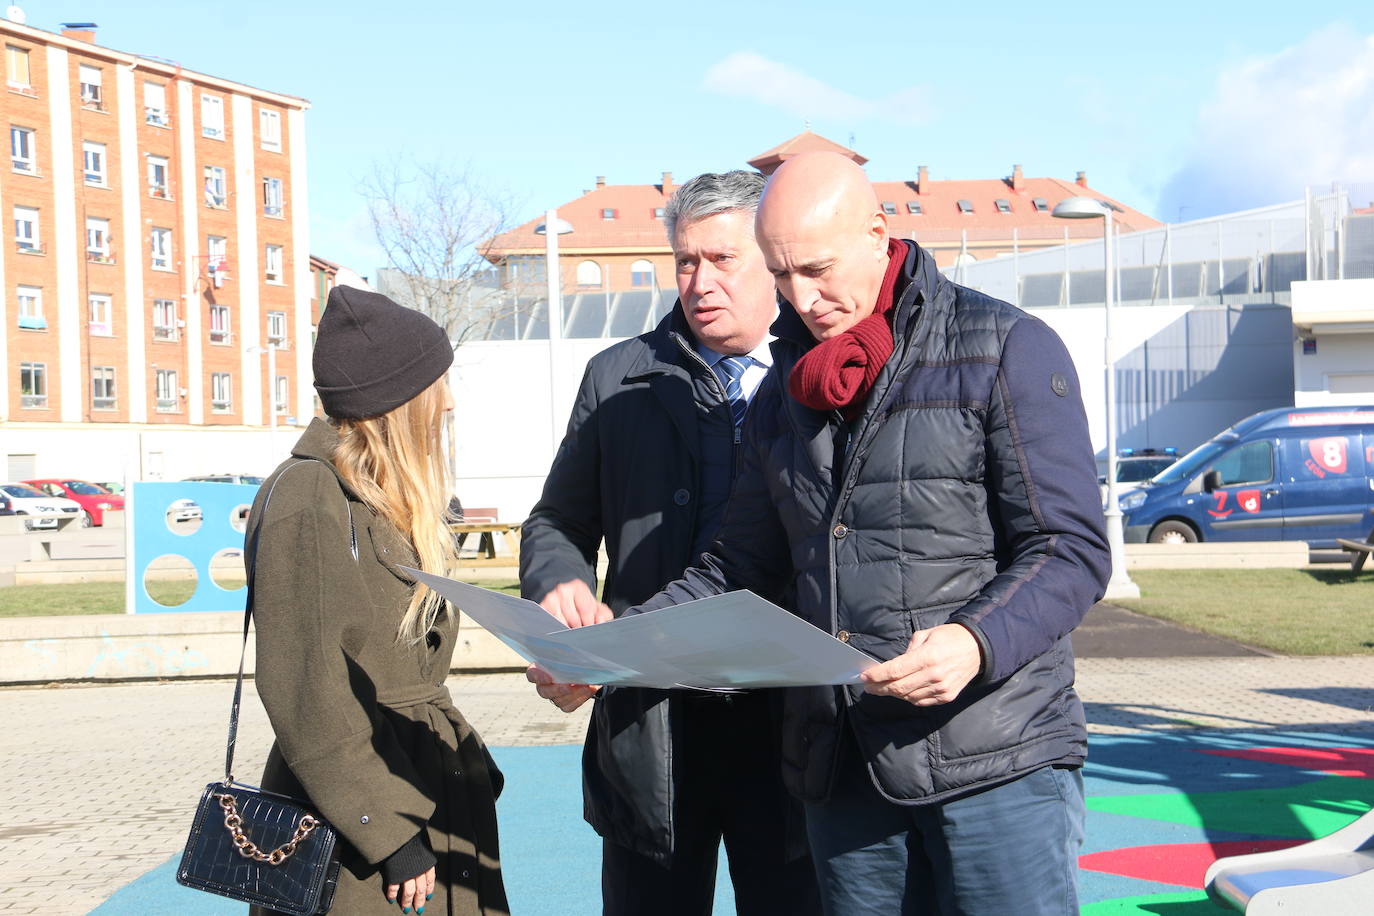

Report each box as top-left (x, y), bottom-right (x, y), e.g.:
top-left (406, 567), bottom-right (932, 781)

top-left (803, 739), bottom-right (1085, 916)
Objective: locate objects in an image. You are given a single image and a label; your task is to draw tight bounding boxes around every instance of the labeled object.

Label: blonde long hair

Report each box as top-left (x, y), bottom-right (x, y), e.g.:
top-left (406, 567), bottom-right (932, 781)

top-left (331, 375), bottom-right (457, 643)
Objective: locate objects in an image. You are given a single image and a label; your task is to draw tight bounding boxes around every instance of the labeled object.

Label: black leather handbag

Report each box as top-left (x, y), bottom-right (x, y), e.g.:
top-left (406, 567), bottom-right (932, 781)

top-left (176, 460), bottom-right (343, 915)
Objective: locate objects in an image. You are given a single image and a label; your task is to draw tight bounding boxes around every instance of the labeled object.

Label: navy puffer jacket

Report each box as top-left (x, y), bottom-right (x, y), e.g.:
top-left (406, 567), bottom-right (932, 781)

top-left (635, 240), bottom-right (1110, 803)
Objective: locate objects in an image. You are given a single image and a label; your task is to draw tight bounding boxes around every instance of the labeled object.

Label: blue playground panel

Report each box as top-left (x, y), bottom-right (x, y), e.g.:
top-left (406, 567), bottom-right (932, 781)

top-left (131, 481), bottom-right (258, 614)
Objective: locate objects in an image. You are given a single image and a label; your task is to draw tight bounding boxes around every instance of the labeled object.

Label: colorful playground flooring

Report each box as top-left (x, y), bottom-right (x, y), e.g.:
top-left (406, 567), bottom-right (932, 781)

top-left (92, 730), bottom-right (1374, 914)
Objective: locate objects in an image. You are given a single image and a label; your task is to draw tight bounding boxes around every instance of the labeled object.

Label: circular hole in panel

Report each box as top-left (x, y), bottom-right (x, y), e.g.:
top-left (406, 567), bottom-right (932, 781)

top-left (209, 548), bottom-right (246, 591)
top-left (165, 499), bottom-right (203, 535)
top-left (144, 554), bottom-right (198, 607)
top-left (229, 503), bottom-right (251, 533)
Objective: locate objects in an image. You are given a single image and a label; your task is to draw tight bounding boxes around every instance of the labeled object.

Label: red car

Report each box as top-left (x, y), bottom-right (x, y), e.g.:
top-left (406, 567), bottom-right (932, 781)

top-left (22, 479), bottom-right (125, 527)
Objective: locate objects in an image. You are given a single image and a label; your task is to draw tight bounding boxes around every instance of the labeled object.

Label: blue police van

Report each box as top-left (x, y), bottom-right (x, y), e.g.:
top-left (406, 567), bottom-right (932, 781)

top-left (1119, 405), bottom-right (1374, 546)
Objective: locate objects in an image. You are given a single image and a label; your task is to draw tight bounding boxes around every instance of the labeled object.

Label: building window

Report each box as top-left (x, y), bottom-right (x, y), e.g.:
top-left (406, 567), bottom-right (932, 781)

top-left (92, 366), bottom-right (116, 410)
top-left (630, 259), bottom-right (654, 288)
top-left (78, 65), bottom-right (103, 109)
top-left (150, 227), bottom-right (172, 270)
top-left (155, 368), bottom-right (179, 412)
top-left (152, 299), bottom-right (178, 340)
top-left (144, 82), bottom-right (168, 126)
top-left (209, 304), bottom-right (230, 344)
top-left (652, 207), bottom-right (665, 219)
top-left (11, 126), bottom-right (35, 173)
top-left (1032, 197), bottom-right (1049, 212)
top-left (82, 141), bottom-right (106, 185)
top-left (13, 206), bottom-right (39, 252)
top-left (995, 198), bottom-right (1011, 213)
top-left (201, 94), bottom-right (224, 139)
top-left (203, 165), bottom-right (226, 208)
top-left (20, 361), bottom-right (47, 408)
top-left (264, 244), bottom-right (283, 283)
top-left (85, 217), bottom-right (112, 262)
top-left (207, 235), bottom-right (228, 278)
top-left (274, 376), bottom-right (289, 416)
top-left (906, 201), bottom-right (922, 214)
top-left (147, 155), bottom-right (169, 198)
top-left (211, 372), bottom-right (232, 412)
top-left (267, 310), bottom-right (287, 346)
top-left (17, 285), bottom-right (45, 330)
top-left (575, 260), bottom-right (602, 288)
top-left (259, 109), bottom-right (281, 151)
top-left (601, 208), bottom-right (617, 220)
top-left (88, 293), bottom-right (112, 336)
top-left (6, 44), bottom-right (31, 90)
top-left (881, 201), bottom-right (897, 216)
top-left (262, 177), bottom-right (283, 217)
top-left (957, 200), bottom-right (974, 214)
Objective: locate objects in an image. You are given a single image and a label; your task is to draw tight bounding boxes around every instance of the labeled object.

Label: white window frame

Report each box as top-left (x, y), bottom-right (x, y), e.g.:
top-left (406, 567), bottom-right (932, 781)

top-left (147, 155), bottom-right (169, 198)
top-left (5, 44), bottom-right (31, 90)
top-left (630, 259), bottom-right (655, 288)
top-left (85, 217), bottom-right (111, 261)
top-left (264, 244), bottom-right (283, 283)
top-left (200, 93), bottom-right (224, 139)
top-left (88, 293), bottom-right (113, 336)
top-left (203, 165), bottom-right (226, 208)
top-left (259, 108), bottom-right (281, 151)
top-left (78, 65), bottom-right (103, 109)
top-left (207, 235), bottom-right (228, 276)
top-left (274, 375), bottom-right (289, 415)
top-left (155, 368), bottom-right (179, 412)
top-left (262, 176), bottom-right (283, 217)
top-left (211, 372), bottom-right (232, 412)
top-left (91, 366), bottom-right (116, 410)
top-left (576, 260), bottom-right (602, 287)
top-left (20, 361), bottom-right (47, 408)
top-left (11, 126), bottom-right (35, 173)
top-left (209, 303), bottom-right (230, 344)
top-left (150, 227), bottom-right (172, 271)
top-left (13, 206), bottom-right (39, 252)
top-left (17, 285), bottom-right (43, 329)
top-left (266, 310), bottom-right (287, 346)
top-left (152, 298), bottom-right (178, 341)
top-left (144, 82), bottom-right (168, 126)
top-left (82, 140), bottom-right (106, 186)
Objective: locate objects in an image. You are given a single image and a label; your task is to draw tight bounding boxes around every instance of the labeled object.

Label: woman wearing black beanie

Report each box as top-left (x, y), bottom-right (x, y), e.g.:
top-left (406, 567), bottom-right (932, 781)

top-left (246, 283), bottom-right (508, 916)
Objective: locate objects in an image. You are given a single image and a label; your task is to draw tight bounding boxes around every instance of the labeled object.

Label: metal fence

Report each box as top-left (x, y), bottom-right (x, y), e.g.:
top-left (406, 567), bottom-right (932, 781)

top-left (955, 181), bottom-right (1374, 308)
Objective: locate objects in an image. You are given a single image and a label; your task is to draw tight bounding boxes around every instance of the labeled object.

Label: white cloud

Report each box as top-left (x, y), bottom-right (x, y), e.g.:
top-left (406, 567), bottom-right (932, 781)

top-left (1159, 25), bottom-right (1374, 217)
top-left (703, 51), bottom-right (931, 126)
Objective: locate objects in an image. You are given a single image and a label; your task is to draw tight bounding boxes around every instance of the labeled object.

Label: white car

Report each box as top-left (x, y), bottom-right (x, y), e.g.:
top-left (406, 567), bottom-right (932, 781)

top-left (0, 482), bottom-right (83, 530)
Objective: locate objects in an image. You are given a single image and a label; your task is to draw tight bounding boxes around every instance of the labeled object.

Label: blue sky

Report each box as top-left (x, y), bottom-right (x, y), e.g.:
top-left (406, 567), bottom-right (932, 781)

top-left (25, 0), bottom-right (1374, 275)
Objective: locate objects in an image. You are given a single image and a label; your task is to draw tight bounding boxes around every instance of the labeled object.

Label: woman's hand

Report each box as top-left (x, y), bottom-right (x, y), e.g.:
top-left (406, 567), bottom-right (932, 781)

top-left (386, 865), bottom-right (435, 913)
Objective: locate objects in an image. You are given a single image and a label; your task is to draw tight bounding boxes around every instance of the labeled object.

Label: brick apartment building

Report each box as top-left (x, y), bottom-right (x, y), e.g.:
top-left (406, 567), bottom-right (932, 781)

top-left (2, 16), bottom-right (311, 429)
top-left (488, 130), bottom-right (1160, 293)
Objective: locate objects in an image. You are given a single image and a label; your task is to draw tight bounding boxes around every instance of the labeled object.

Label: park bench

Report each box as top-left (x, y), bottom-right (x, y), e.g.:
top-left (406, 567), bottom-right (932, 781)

top-left (1205, 809), bottom-right (1374, 913)
top-left (448, 508), bottom-right (521, 566)
top-left (1335, 528), bottom-right (1374, 573)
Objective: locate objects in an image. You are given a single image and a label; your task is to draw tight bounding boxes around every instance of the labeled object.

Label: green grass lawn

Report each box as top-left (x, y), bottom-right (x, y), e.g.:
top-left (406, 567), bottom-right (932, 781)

top-left (1115, 567), bottom-right (1374, 656)
top-left (0, 578), bottom-right (522, 618)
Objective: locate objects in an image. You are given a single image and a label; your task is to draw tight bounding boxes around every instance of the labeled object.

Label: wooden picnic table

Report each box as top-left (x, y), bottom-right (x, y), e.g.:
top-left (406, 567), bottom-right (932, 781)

top-left (1336, 529), bottom-right (1374, 573)
top-left (448, 520), bottom-right (521, 567)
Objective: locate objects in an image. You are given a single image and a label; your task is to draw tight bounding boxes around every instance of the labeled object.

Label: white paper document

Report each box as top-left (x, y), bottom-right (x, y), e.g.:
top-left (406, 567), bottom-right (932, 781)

top-left (406, 569), bottom-right (878, 689)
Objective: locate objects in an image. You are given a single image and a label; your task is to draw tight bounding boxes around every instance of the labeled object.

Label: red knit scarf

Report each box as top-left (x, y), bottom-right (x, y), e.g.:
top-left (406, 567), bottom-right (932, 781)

top-left (788, 239), bottom-right (907, 420)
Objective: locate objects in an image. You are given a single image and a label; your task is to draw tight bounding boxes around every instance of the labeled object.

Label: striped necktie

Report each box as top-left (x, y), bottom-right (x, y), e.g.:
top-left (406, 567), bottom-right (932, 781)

top-left (714, 356), bottom-right (750, 428)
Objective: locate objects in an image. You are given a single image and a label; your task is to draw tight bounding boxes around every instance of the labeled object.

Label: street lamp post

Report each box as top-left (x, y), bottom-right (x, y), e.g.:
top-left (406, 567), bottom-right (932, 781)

top-left (1052, 196), bottom-right (1139, 600)
top-left (534, 210), bottom-right (573, 455)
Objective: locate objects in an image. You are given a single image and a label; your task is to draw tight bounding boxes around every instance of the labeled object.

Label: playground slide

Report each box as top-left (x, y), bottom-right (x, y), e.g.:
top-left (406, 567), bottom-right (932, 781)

top-left (1205, 808), bottom-right (1374, 913)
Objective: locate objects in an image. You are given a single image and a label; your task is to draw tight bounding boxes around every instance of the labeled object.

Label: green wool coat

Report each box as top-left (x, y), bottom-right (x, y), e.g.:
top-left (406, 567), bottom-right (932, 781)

top-left (247, 419), bottom-right (508, 916)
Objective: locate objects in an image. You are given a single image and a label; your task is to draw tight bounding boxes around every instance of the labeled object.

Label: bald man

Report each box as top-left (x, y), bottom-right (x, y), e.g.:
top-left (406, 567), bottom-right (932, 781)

top-left (583, 152), bottom-right (1111, 914)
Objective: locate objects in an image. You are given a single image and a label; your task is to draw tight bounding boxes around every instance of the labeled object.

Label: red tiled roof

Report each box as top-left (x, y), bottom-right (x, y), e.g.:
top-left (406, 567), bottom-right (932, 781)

top-left (489, 183), bottom-right (676, 255)
top-left (874, 176), bottom-right (1158, 237)
top-left (747, 130), bottom-right (868, 174)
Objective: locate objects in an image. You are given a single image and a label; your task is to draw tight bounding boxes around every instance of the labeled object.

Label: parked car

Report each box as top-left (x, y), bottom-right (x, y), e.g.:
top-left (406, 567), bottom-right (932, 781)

top-left (1099, 448), bottom-right (1179, 502)
top-left (183, 474), bottom-right (265, 485)
top-left (22, 479), bottom-right (124, 527)
top-left (1120, 405), bottom-right (1374, 547)
top-left (97, 481), bottom-right (125, 495)
top-left (0, 491), bottom-right (12, 516)
top-left (168, 498), bottom-right (204, 524)
top-left (0, 482), bottom-right (83, 530)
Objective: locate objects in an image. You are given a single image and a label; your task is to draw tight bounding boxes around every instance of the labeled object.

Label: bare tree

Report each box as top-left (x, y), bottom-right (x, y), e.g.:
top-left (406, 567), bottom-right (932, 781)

top-left (360, 159), bottom-right (527, 347)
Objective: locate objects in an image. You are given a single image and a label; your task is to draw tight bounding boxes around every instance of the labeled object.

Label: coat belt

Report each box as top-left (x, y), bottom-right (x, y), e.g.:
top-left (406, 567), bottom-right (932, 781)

top-left (374, 684), bottom-right (452, 711)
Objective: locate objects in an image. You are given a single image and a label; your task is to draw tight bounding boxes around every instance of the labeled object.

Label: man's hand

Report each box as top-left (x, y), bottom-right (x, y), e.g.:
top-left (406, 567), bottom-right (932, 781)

top-left (526, 664), bottom-right (600, 713)
top-left (538, 579), bottom-right (613, 629)
top-left (859, 624), bottom-right (983, 707)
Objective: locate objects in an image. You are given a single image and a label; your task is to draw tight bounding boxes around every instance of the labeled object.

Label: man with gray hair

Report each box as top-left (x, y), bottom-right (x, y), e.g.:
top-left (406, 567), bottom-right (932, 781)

top-left (521, 171), bottom-right (820, 914)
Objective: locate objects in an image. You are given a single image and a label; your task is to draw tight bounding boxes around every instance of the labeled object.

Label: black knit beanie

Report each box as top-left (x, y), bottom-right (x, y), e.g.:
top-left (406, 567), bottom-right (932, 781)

top-left (313, 285), bottom-right (454, 419)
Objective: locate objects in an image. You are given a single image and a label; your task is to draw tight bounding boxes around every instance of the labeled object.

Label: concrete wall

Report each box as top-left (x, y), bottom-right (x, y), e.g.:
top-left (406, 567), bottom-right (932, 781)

top-left (1291, 279), bottom-right (1374, 407)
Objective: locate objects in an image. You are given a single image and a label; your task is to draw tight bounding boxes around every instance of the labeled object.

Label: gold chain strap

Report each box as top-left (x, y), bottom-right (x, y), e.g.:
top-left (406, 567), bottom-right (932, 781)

top-left (214, 793), bottom-right (318, 865)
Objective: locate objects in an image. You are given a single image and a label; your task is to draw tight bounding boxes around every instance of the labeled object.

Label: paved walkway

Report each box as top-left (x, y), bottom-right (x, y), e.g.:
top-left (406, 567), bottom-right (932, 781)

top-left (4, 653), bottom-right (1373, 913)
